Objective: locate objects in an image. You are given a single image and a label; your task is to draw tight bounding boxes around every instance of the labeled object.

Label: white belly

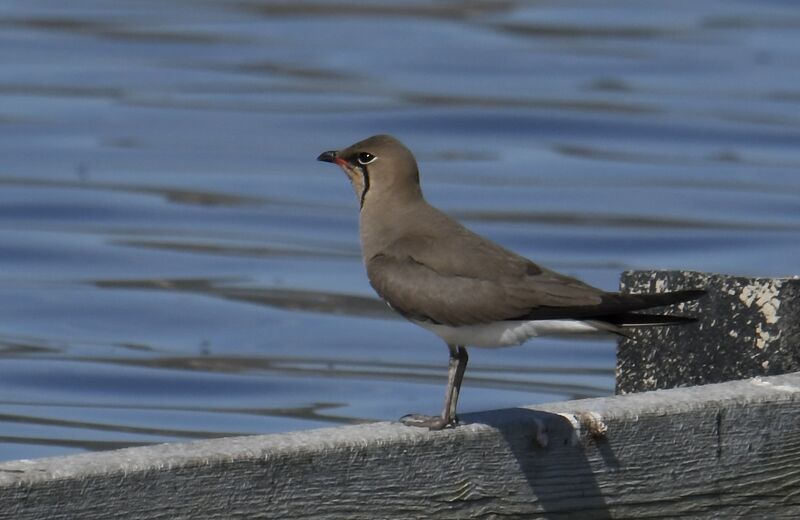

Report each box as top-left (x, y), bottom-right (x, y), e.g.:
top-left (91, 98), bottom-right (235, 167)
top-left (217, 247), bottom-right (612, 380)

top-left (413, 319), bottom-right (615, 348)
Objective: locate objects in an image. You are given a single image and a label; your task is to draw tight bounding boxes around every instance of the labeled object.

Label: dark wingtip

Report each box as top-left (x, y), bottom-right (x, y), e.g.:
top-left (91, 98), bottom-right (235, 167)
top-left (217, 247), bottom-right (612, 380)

top-left (317, 150), bottom-right (338, 163)
top-left (629, 288), bottom-right (707, 309)
top-left (616, 313), bottom-right (698, 326)
top-left (669, 289), bottom-right (707, 303)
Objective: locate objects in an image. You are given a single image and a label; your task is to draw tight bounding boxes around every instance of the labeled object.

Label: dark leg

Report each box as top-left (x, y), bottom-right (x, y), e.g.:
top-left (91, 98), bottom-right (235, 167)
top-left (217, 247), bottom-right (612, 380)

top-left (401, 344), bottom-right (469, 431)
top-left (446, 345), bottom-right (469, 423)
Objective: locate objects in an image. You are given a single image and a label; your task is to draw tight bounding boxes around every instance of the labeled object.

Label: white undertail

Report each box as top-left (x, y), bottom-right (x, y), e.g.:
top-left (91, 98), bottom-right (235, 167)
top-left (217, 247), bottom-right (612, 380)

top-left (414, 319), bottom-right (620, 348)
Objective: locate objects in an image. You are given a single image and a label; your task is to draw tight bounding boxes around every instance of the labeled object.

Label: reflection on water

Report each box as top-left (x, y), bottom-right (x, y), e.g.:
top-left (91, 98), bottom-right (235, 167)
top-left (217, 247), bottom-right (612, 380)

top-left (0, 176), bottom-right (268, 207)
top-left (1, 0), bottom-right (799, 461)
top-left (93, 278), bottom-right (392, 319)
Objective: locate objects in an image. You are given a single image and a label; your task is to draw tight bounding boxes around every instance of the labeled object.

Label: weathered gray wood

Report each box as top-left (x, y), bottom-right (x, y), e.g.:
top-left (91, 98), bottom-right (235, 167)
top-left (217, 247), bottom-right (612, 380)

top-left (618, 271), bottom-right (800, 394)
top-left (2, 372), bottom-right (799, 519)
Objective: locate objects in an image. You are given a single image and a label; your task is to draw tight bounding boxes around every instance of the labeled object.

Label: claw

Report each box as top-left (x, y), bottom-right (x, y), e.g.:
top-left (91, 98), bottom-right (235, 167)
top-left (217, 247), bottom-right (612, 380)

top-left (400, 344), bottom-right (468, 432)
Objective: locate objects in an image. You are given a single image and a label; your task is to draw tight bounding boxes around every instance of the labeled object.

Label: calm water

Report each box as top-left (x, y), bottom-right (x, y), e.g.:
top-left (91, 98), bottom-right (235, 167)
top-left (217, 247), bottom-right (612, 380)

top-left (1, 0), bottom-right (800, 461)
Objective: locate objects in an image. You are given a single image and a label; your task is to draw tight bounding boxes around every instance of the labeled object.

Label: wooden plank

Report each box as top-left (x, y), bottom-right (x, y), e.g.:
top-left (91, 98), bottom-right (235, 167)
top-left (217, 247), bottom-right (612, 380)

top-left (2, 372), bottom-right (799, 519)
top-left (618, 271), bottom-right (800, 394)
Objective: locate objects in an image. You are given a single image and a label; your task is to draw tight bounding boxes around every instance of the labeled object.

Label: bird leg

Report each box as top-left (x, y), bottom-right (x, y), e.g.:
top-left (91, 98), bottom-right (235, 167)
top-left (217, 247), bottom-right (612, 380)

top-left (447, 345), bottom-right (469, 422)
top-left (400, 344), bottom-right (469, 431)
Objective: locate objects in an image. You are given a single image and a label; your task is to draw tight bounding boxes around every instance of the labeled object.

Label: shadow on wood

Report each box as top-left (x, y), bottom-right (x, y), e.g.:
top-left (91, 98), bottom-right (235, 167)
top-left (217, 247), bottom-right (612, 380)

top-left (472, 407), bottom-right (614, 519)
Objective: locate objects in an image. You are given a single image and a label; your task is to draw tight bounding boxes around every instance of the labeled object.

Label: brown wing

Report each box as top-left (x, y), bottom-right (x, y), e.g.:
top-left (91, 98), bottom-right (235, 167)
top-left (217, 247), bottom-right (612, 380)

top-left (365, 228), bottom-right (607, 326)
top-left (363, 204), bottom-right (705, 326)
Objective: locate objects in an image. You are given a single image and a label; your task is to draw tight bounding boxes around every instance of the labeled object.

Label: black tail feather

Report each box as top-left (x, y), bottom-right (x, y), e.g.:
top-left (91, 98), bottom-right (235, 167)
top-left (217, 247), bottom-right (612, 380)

top-left (602, 312), bottom-right (698, 327)
top-left (521, 288), bottom-right (706, 321)
top-left (604, 289), bottom-right (706, 312)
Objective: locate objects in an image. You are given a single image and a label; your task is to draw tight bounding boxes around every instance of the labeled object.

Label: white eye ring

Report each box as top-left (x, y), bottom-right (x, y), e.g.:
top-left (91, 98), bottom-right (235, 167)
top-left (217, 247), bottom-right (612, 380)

top-left (357, 152), bottom-right (377, 165)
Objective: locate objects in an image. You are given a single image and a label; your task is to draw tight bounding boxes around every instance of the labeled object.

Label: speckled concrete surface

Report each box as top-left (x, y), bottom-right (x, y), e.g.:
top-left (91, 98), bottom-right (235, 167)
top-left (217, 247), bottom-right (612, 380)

top-left (618, 270), bottom-right (800, 394)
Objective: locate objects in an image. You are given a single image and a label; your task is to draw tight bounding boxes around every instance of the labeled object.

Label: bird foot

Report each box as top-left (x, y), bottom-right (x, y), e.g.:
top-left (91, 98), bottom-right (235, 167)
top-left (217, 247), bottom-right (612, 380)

top-left (399, 414), bottom-right (457, 431)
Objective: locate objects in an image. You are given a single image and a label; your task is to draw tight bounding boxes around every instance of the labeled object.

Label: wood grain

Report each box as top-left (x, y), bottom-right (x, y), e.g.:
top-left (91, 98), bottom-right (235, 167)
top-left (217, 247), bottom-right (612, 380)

top-left (2, 372), bottom-right (799, 519)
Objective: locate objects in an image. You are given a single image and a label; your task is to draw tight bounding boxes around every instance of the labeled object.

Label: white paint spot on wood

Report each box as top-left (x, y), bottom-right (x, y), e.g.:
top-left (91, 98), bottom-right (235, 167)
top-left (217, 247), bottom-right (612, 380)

top-left (751, 376), bottom-right (799, 393)
top-left (557, 413), bottom-right (580, 430)
top-left (556, 413), bottom-right (581, 446)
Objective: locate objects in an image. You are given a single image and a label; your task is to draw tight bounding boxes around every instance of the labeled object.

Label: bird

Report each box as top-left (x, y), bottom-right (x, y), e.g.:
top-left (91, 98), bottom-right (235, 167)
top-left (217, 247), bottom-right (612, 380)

top-left (317, 134), bottom-right (705, 431)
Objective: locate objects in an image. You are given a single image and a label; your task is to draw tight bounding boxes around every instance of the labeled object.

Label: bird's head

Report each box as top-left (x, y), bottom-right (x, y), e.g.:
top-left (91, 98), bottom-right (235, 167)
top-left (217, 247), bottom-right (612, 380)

top-left (317, 134), bottom-right (422, 210)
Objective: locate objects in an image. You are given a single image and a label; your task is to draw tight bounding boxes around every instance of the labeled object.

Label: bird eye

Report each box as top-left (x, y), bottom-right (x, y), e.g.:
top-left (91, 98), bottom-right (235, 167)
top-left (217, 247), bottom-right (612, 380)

top-left (357, 152), bottom-right (376, 165)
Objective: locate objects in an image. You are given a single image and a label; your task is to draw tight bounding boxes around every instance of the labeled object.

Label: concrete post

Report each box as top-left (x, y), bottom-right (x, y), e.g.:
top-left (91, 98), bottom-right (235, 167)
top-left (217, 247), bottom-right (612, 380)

top-left (617, 270), bottom-right (800, 394)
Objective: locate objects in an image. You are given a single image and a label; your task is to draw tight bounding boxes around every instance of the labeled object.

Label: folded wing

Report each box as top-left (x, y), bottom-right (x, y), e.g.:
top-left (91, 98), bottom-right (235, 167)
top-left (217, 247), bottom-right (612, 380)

top-left (367, 233), bottom-right (703, 327)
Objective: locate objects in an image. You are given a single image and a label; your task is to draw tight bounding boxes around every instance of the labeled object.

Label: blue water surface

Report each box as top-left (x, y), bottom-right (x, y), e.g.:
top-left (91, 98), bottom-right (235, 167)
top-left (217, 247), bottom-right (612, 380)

top-left (1, 0), bottom-right (799, 461)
